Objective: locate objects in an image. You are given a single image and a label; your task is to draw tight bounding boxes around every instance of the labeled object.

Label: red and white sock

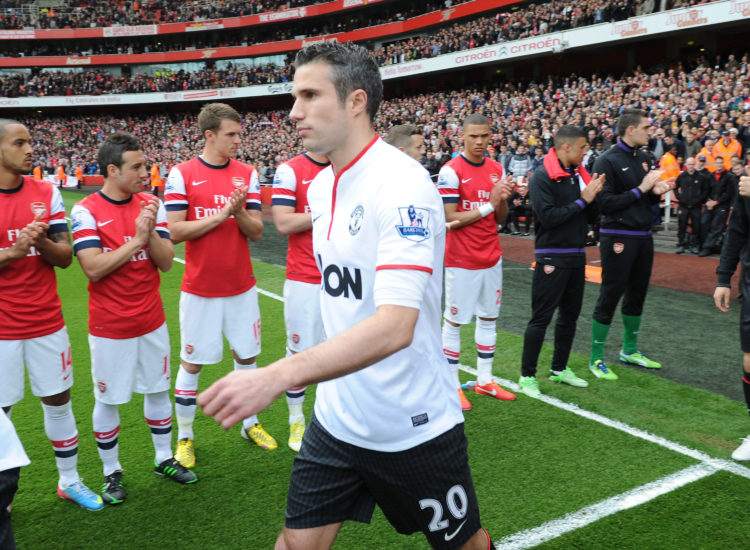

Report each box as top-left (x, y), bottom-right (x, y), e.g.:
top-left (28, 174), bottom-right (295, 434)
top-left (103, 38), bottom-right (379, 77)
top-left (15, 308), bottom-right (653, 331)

top-left (175, 365), bottom-right (199, 440)
top-left (93, 400), bottom-right (121, 476)
top-left (43, 401), bottom-right (80, 486)
top-left (144, 391), bottom-right (173, 464)
top-left (442, 322), bottom-right (462, 388)
top-left (475, 319), bottom-right (497, 386)
top-left (234, 360), bottom-right (259, 430)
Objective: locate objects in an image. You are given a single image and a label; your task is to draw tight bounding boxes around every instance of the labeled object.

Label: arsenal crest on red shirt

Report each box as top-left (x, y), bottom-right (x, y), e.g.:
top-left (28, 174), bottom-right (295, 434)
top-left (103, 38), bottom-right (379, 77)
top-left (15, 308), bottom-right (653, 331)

top-left (231, 176), bottom-right (245, 188)
top-left (30, 201), bottom-right (47, 218)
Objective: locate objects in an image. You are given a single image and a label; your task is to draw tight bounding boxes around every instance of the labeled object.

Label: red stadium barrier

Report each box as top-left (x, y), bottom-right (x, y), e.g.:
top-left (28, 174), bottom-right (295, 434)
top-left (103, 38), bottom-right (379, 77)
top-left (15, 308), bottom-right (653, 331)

top-left (83, 175), bottom-right (104, 186)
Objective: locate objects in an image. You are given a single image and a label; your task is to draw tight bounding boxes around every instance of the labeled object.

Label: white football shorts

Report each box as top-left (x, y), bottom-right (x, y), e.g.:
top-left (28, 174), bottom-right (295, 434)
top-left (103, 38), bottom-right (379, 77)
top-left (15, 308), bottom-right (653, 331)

top-left (284, 279), bottom-right (325, 353)
top-left (0, 326), bottom-right (73, 407)
top-left (89, 322), bottom-right (171, 405)
top-left (179, 287), bottom-right (261, 364)
top-left (443, 257), bottom-right (503, 325)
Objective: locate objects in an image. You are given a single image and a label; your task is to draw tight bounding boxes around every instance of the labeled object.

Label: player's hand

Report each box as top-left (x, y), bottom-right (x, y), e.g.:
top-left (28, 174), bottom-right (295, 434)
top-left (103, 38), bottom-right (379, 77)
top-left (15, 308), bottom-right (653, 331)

top-left (21, 214), bottom-right (49, 251)
top-left (446, 220), bottom-right (460, 233)
top-left (714, 286), bottom-right (731, 313)
top-left (135, 200), bottom-right (157, 244)
top-left (739, 175), bottom-right (750, 198)
top-left (229, 186), bottom-right (248, 215)
top-left (651, 177), bottom-right (675, 196)
top-left (638, 170), bottom-right (663, 193)
top-left (491, 176), bottom-right (514, 207)
top-left (580, 172), bottom-right (605, 203)
top-left (199, 367), bottom-right (282, 429)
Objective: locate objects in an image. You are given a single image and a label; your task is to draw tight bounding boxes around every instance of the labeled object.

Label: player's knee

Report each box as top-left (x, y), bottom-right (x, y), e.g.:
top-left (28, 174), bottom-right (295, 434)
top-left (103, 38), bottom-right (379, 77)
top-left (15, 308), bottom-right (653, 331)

top-left (40, 389), bottom-right (71, 406)
top-left (181, 360), bottom-right (202, 374)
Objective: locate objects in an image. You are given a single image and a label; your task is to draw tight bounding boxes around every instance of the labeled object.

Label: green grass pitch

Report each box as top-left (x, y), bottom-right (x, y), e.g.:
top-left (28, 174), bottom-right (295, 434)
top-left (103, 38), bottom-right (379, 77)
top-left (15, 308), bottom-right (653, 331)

top-left (8, 190), bottom-right (750, 549)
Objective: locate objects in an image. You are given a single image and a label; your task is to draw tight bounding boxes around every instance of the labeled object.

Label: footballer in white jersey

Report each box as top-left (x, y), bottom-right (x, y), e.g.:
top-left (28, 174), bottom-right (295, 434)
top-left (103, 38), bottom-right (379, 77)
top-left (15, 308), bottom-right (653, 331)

top-left (201, 43), bottom-right (491, 550)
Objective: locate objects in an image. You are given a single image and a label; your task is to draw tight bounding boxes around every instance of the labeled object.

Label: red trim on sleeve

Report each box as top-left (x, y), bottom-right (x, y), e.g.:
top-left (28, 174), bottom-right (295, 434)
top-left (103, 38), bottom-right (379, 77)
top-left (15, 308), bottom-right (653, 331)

top-left (376, 264), bottom-right (433, 274)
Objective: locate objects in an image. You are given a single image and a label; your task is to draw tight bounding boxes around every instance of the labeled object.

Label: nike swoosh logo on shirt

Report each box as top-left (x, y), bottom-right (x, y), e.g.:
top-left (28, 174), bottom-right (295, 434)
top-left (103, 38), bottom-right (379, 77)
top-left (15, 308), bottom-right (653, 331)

top-left (621, 167), bottom-right (629, 171)
top-left (97, 220), bottom-right (114, 227)
top-left (444, 520), bottom-right (467, 542)
top-left (192, 180), bottom-right (208, 186)
top-left (313, 215), bottom-right (323, 223)
top-left (461, 178), bottom-right (472, 183)
top-left (302, 179), bottom-right (314, 185)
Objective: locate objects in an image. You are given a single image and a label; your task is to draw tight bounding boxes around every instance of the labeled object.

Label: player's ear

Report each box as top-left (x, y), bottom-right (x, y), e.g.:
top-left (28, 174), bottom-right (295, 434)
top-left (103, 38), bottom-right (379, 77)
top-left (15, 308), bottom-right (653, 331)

top-left (349, 88), bottom-right (368, 118)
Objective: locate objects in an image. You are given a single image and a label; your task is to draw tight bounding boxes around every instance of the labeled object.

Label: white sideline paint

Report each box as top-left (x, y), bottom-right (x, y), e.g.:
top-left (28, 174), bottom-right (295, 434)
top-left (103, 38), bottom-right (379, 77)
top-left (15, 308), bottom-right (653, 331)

top-left (460, 364), bottom-right (750, 480)
top-left (169, 258), bottom-right (750, 545)
top-left (493, 463), bottom-right (717, 550)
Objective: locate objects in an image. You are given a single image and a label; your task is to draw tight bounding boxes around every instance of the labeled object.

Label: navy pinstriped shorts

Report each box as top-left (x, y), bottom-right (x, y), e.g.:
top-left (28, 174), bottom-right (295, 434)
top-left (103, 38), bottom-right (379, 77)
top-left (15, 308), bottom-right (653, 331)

top-left (285, 414), bottom-right (482, 549)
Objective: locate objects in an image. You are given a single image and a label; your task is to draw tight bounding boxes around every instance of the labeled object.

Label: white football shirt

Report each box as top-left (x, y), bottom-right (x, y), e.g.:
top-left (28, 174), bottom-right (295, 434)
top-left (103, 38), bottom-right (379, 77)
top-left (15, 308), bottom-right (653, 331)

top-left (308, 137), bottom-right (463, 452)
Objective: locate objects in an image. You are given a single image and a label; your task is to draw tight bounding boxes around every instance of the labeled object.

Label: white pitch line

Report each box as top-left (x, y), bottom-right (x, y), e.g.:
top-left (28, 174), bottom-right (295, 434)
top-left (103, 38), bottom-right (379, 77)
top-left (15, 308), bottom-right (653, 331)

top-left (258, 287), bottom-right (285, 302)
top-left (459, 364), bottom-right (750, 479)
top-left (493, 463), bottom-right (717, 550)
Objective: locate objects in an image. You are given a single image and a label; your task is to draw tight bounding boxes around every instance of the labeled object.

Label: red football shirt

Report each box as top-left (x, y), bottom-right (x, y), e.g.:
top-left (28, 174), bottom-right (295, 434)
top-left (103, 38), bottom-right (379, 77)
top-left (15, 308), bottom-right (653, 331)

top-left (272, 153), bottom-right (329, 284)
top-left (437, 154), bottom-right (504, 270)
top-left (0, 177), bottom-right (68, 339)
top-left (164, 157), bottom-right (261, 297)
top-left (71, 191), bottom-right (170, 339)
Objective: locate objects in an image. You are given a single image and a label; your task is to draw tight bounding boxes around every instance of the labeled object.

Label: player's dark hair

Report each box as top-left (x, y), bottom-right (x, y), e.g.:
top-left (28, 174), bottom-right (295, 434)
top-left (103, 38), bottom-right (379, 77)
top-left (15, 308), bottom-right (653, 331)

top-left (553, 125), bottom-right (586, 148)
top-left (385, 124), bottom-right (421, 149)
top-left (0, 118), bottom-right (22, 141)
top-left (198, 103), bottom-right (242, 138)
top-left (462, 113), bottom-right (490, 129)
top-left (295, 42), bottom-right (383, 122)
top-left (617, 108), bottom-right (647, 138)
top-left (98, 133), bottom-right (141, 174)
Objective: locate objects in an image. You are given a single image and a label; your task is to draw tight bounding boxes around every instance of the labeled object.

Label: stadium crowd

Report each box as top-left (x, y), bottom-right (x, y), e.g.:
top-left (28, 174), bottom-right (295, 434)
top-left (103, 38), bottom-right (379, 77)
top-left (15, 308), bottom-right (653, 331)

top-left (0, 1), bottom-right (451, 57)
top-left (0, 0), bottom-right (715, 98)
top-left (0, 0), bottom-right (325, 29)
top-left (23, 51), bottom-right (750, 175)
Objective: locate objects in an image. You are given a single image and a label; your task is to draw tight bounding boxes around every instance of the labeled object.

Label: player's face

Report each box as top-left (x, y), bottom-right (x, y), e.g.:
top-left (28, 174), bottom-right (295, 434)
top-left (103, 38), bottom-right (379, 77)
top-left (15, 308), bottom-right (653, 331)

top-left (0, 124), bottom-right (33, 175)
top-left (566, 137), bottom-right (588, 167)
top-left (628, 118), bottom-right (650, 148)
top-left (462, 124), bottom-right (491, 163)
top-left (114, 150), bottom-right (148, 194)
top-left (290, 62), bottom-right (348, 156)
top-left (208, 119), bottom-right (242, 160)
top-left (406, 134), bottom-right (426, 162)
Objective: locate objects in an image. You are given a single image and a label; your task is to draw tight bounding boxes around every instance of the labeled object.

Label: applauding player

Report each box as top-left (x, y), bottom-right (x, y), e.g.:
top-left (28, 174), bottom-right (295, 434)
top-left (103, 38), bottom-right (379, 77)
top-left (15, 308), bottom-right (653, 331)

top-left (0, 119), bottom-right (102, 511)
top-left (71, 134), bottom-right (197, 506)
top-left (438, 114), bottom-right (516, 409)
top-left (165, 103), bottom-right (273, 468)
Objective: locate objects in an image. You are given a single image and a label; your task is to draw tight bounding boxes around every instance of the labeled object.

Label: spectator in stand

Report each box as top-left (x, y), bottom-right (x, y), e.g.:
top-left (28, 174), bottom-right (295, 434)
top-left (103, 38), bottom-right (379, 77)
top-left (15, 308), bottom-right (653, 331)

top-left (496, 143), bottom-right (512, 170)
top-left (700, 158), bottom-right (735, 256)
top-left (508, 144), bottom-right (532, 179)
top-left (649, 128), bottom-right (667, 159)
top-left (674, 157), bottom-right (709, 254)
top-left (713, 130), bottom-right (743, 171)
top-left (684, 131), bottom-right (702, 160)
top-left (529, 147), bottom-right (545, 175)
top-left (507, 182), bottom-right (533, 236)
top-left (699, 139), bottom-right (718, 173)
